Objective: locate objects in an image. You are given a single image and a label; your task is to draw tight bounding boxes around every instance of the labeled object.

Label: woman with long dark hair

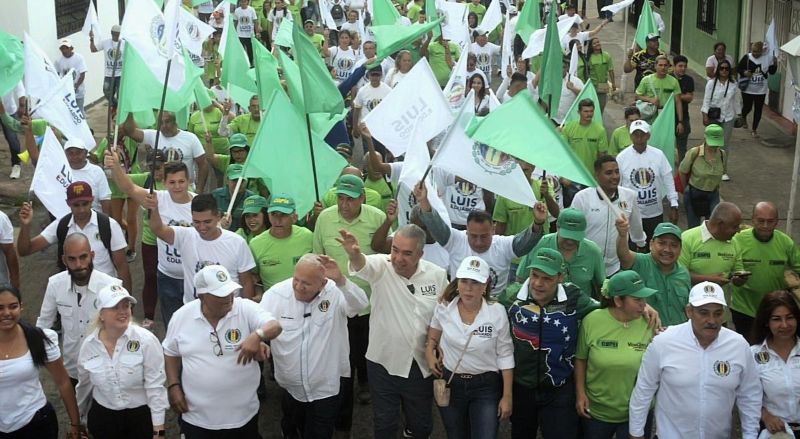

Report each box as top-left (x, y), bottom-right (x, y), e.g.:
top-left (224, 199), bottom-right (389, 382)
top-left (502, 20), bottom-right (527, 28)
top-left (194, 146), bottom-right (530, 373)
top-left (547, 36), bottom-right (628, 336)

top-left (700, 59), bottom-right (741, 181)
top-left (583, 38), bottom-right (616, 113)
top-left (467, 73), bottom-right (490, 116)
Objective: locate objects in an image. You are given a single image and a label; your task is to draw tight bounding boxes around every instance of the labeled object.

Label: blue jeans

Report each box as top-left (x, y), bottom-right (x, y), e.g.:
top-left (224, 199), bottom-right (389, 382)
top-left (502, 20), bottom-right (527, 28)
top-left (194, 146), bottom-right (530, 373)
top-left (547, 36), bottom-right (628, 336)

top-left (511, 379), bottom-right (578, 439)
top-left (438, 370), bottom-right (502, 439)
top-left (367, 359), bottom-right (433, 439)
top-left (157, 271), bottom-right (184, 327)
top-left (581, 411), bottom-right (653, 439)
top-left (0, 114), bottom-right (21, 166)
top-left (684, 186), bottom-right (720, 228)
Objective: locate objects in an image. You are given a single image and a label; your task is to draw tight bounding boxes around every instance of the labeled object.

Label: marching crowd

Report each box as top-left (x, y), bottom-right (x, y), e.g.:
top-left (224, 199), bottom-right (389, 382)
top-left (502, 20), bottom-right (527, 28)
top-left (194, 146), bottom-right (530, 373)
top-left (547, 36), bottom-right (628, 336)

top-left (1, 0), bottom-right (800, 439)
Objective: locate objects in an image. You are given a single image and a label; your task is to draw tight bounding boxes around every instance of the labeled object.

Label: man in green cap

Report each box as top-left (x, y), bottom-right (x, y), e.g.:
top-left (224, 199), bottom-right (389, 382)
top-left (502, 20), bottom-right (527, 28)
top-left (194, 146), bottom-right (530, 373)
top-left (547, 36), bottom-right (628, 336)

top-left (250, 194), bottom-right (313, 290)
top-left (219, 95), bottom-right (262, 145)
top-left (321, 167), bottom-right (383, 210)
top-left (516, 208), bottom-right (605, 299)
top-left (213, 164), bottom-right (255, 231)
top-left (616, 217), bottom-right (691, 326)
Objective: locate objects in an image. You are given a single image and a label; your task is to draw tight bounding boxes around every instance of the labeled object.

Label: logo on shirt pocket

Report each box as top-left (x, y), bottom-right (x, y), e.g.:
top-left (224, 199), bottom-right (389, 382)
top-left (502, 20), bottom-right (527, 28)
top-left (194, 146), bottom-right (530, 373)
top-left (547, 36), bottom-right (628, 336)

top-left (226, 328), bottom-right (242, 344)
top-left (754, 351), bottom-right (770, 364)
top-left (319, 300), bottom-right (330, 312)
top-left (126, 340), bottom-right (141, 352)
top-left (713, 360), bottom-right (731, 377)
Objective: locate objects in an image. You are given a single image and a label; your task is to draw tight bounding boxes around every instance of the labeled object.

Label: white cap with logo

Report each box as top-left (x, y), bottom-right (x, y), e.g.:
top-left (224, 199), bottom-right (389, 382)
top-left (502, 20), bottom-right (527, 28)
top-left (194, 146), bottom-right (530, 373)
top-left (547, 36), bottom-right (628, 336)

top-left (194, 265), bottom-right (241, 297)
top-left (97, 284), bottom-right (137, 309)
top-left (688, 281), bottom-right (727, 307)
top-left (59, 38), bottom-right (74, 48)
top-left (629, 119), bottom-right (651, 134)
top-left (455, 256), bottom-right (490, 283)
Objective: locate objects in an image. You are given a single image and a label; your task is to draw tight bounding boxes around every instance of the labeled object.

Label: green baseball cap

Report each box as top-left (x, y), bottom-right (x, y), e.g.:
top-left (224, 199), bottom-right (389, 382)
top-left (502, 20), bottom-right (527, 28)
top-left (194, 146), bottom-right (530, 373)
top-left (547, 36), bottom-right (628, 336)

top-left (556, 208), bottom-right (586, 242)
top-left (242, 195), bottom-right (268, 214)
top-left (653, 222), bottom-right (682, 240)
top-left (268, 194), bottom-right (296, 214)
top-left (704, 124), bottom-right (725, 147)
top-left (227, 164), bottom-right (246, 180)
top-left (335, 174), bottom-right (364, 199)
top-left (228, 133), bottom-right (249, 149)
top-left (607, 270), bottom-right (657, 298)
top-left (526, 248), bottom-right (564, 276)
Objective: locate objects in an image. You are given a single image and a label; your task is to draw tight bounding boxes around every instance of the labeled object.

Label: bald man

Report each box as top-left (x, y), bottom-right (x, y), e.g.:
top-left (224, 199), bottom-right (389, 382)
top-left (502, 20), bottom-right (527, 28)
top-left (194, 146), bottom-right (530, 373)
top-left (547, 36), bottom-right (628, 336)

top-left (730, 202), bottom-right (800, 341)
top-left (679, 202), bottom-right (744, 286)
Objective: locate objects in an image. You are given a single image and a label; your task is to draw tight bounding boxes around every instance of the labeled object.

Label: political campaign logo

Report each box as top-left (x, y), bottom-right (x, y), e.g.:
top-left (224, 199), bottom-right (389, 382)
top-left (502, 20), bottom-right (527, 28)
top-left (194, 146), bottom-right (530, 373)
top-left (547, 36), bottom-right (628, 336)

top-left (755, 351), bottom-right (770, 364)
top-left (318, 300), bottom-right (330, 312)
top-left (62, 93), bottom-right (85, 124)
top-left (472, 142), bottom-right (516, 176)
top-left (713, 360), bottom-right (730, 377)
top-left (183, 21), bottom-right (202, 43)
top-left (455, 180), bottom-right (477, 196)
top-left (216, 270), bottom-right (228, 283)
top-left (474, 325), bottom-right (494, 338)
top-left (629, 167), bottom-right (655, 189)
top-left (164, 147), bottom-right (185, 163)
top-left (149, 15), bottom-right (182, 58)
top-left (225, 328), bottom-right (242, 344)
top-left (365, 98), bottom-right (383, 112)
top-left (390, 97), bottom-right (434, 140)
top-left (445, 81), bottom-right (466, 108)
top-left (126, 340), bottom-right (141, 352)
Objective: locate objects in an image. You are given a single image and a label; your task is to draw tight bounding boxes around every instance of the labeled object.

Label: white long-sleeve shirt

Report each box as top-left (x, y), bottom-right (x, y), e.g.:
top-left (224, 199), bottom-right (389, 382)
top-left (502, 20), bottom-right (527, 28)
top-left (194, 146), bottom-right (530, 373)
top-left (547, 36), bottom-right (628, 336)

top-left (701, 78), bottom-right (743, 123)
top-left (261, 277), bottom-right (369, 402)
top-left (616, 145), bottom-right (679, 219)
top-left (628, 322), bottom-right (762, 439)
top-left (571, 186), bottom-right (645, 274)
top-left (751, 338), bottom-right (800, 424)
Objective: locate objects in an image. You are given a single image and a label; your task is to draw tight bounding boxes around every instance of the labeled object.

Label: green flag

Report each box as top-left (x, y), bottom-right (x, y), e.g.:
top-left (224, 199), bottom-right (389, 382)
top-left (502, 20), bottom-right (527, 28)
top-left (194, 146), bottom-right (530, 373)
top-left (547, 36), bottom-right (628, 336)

top-left (221, 13), bottom-right (256, 101)
top-left (274, 16), bottom-right (295, 48)
top-left (465, 92), bottom-right (597, 187)
top-left (425, 0), bottom-right (442, 40)
top-left (515, 0), bottom-right (541, 44)
top-left (244, 90), bottom-right (348, 217)
top-left (193, 80), bottom-right (213, 110)
top-left (561, 79), bottom-right (603, 126)
top-left (634, 0), bottom-right (659, 49)
top-left (650, 94), bottom-right (676, 171)
top-left (253, 39), bottom-right (282, 109)
top-left (276, 48), bottom-right (305, 114)
top-left (373, 0), bottom-right (402, 26)
top-left (371, 18), bottom-right (442, 62)
top-left (292, 24), bottom-right (345, 115)
top-left (191, 0), bottom-right (208, 6)
top-left (539, 9), bottom-right (563, 119)
top-left (0, 32), bottom-right (23, 98)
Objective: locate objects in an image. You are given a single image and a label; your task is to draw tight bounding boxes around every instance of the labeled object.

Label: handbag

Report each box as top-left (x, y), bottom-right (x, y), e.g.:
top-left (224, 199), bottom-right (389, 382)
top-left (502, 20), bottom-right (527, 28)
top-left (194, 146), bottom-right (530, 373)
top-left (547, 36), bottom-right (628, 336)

top-left (635, 77), bottom-right (658, 121)
top-left (706, 78), bottom-right (729, 124)
top-left (433, 331), bottom-right (475, 407)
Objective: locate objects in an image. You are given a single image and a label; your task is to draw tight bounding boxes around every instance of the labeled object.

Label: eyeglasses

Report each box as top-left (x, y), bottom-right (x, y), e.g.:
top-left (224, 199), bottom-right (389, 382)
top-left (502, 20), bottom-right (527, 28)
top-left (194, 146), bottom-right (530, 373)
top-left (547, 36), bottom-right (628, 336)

top-left (210, 330), bottom-right (223, 357)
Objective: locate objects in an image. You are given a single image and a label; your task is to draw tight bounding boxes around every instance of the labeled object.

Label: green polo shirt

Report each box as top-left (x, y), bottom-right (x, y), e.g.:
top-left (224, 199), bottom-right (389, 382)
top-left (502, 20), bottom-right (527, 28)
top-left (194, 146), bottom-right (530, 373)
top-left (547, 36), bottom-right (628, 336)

top-left (732, 228), bottom-right (800, 317)
top-left (250, 225), bottom-right (314, 288)
top-left (308, 33), bottom-right (326, 56)
top-left (493, 180), bottom-right (552, 236)
top-left (427, 41), bottom-right (461, 87)
top-left (635, 73), bottom-right (680, 109)
top-left (516, 233), bottom-right (605, 297)
top-left (364, 177), bottom-right (395, 213)
top-left (631, 253), bottom-right (691, 326)
top-left (608, 125), bottom-right (631, 157)
top-left (678, 145), bottom-right (726, 192)
top-left (228, 113), bottom-right (261, 145)
top-left (586, 52), bottom-right (614, 85)
top-left (188, 108), bottom-right (229, 154)
top-left (679, 223), bottom-right (738, 277)
top-left (561, 121), bottom-right (608, 173)
top-left (322, 187), bottom-right (384, 211)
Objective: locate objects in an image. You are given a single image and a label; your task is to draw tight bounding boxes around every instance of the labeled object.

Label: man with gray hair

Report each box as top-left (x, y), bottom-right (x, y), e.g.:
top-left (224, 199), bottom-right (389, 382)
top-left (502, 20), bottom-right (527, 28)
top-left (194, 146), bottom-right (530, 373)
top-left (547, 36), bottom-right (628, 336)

top-left (339, 224), bottom-right (448, 439)
top-left (261, 253), bottom-right (368, 438)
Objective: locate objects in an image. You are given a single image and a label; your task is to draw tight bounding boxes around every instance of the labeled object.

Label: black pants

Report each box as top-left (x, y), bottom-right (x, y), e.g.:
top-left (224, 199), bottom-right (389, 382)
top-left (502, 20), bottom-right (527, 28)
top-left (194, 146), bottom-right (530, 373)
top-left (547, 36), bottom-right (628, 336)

top-left (281, 388), bottom-right (343, 439)
top-left (181, 414), bottom-right (261, 439)
top-left (742, 92), bottom-right (767, 131)
top-left (240, 37), bottom-right (254, 63)
top-left (0, 402), bottom-right (58, 439)
top-left (641, 214), bottom-right (664, 249)
top-left (336, 314), bottom-right (370, 431)
top-left (732, 309), bottom-right (756, 344)
top-left (87, 400), bottom-right (152, 439)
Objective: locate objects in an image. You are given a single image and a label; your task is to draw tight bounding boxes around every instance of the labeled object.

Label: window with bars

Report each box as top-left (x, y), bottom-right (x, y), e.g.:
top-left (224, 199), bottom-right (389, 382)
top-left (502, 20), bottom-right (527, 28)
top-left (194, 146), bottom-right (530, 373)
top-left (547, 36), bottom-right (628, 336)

top-left (697, 0), bottom-right (716, 34)
top-left (56, 0), bottom-right (95, 39)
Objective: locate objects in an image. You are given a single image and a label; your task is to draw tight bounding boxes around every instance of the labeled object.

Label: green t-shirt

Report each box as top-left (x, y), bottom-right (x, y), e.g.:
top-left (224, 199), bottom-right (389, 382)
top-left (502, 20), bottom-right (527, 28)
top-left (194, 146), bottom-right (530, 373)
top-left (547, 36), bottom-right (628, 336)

top-left (631, 253), bottom-right (691, 326)
top-left (235, 227), bottom-right (265, 244)
top-left (129, 173), bottom-right (163, 246)
top-left (188, 108), bottom-right (229, 154)
top-left (468, 3), bottom-right (487, 22)
top-left (516, 233), bottom-right (605, 297)
top-left (561, 121), bottom-right (609, 173)
top-left (493, 180), bottom-right (550, 236)
top-left (428, 41), bottom-right (461, 87)
top-left (322, 187), bottom-right (384, 211)
top-left (678, 145), bottom-right (726, 192)
top-left (93, 137), bottom-right (142, 199)
top-left (635, 74), bottom-right (680, 110)
top-left (679, 224), bottom-right (738, 277)
top-left (202, 39), bottom-right (220, 81)
top-left (576, 308), bottom-right (653, 423)
top-left (732, 228), bottom-right (800, 317)
top-left (309, 33), bottom-right (326, 56)
top-left (250, 225), bottom-right (314, 288)
top-left (586, 52), bottom-right (614, 86)
top-left (364, 177), bottom-right (394, 213)
top-left (608, 125), bottom-right (631, 156)
top-left (228, 114), bottom-right (261, 145)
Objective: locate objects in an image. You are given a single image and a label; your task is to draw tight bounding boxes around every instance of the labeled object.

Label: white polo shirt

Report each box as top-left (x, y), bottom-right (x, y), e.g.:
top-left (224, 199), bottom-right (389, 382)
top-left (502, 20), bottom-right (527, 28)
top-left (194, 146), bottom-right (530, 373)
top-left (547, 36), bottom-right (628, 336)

top-left (751, 338), bottom-right (800, 424)
top-left (628, 322), bottom-right (761, 439)
top-left (430, 298), bottom-right (514, 375)
top-left (40, 211), bottom-right (127, 277)
top-left (162, 298), bottom-right (276, 430)
top-left (352, 254), bottom-right (448, 378)
top-left (76, 324), bottom-right (168, 424)
top-left (616, 145), bottom-right (679, 219)
top-left (71, 162), bottom-right (112, 212)
top-left (442, 230), bottom-right (516, 296)
top-left (36, 270), bottom-right (121, 378)
top-left (262, 278), bottom-right (369, 402)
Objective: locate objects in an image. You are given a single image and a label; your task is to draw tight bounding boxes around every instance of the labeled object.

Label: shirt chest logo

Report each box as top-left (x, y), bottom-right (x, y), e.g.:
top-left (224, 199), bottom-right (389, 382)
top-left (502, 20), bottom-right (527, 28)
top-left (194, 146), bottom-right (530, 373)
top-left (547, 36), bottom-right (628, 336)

top-left (474, 324), bottom-right (493, 338)
top-left (225, 328), bottom-right (242, 344)
top-left (126, 340), bottom-right (140, 352)
top-left (599, 339), bottom-right (618, 348)
top-left (713, 360), bottom-right (731, 377)
top-left (754, 351), bottom-right (770, 364)
top-left (318, 300), bottom-right (330, 312)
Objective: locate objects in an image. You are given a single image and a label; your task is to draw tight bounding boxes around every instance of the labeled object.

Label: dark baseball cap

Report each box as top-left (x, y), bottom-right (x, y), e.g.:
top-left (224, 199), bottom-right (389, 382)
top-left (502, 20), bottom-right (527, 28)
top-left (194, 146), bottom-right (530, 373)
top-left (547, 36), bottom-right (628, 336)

top-left (66, 181), bottom-right (93, 205)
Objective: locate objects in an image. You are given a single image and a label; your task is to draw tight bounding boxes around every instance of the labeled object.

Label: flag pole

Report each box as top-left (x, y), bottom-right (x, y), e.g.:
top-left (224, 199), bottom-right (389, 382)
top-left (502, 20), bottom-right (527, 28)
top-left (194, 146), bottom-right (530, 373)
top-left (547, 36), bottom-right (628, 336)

top-left (107, 38), bottom-right (122, 142)
top-left (304, 113), bottom-right (321, 201)
top-left (225, 177), bottom-right (245, 218)
top-left (620, 4), bottom-right (630, 96)
top-left (149, 58), bottom-right (173, 193)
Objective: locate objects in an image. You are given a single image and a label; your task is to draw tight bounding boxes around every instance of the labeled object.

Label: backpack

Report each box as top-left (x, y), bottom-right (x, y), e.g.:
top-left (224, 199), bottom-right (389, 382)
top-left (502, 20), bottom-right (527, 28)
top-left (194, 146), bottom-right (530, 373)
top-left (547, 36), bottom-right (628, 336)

top-left (331, 2), bottom-right (345, 20)
top-left (56, 212), bottom-right (113, 271)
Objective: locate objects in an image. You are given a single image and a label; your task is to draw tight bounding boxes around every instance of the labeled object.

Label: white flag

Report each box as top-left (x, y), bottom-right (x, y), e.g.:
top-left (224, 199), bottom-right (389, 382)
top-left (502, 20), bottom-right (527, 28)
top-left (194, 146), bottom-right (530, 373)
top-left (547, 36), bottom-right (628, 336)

top-left (568, 43), bottom-right (579, 76)
top-left (433, 90), bottom-right (537, 207)
top-left (23, 34), bottom-right (61, 103)
top-left (443, 52), bottom-right (469, 112)
top-left (765, 17), bottom-right (778, 59)
top-left (488, 89), bottom-right (502, 111)
top-left (364, 58), bottom-right (454, 156)
top-left (396, 122), bottom-right (451, 227)
top-left (121, 0), bottom-right (186, 90)
top-left (319, 0), bottom-right (339, 31)
top-left (31, 128), bottom-right (73, 219)
top-left (81, 2), bottom-right (104, 38)
top-left (179, 8), bottom-right (216, 56)
top-left (440, 1), bottom-right (469, 42)
top-left (500, 10), bottom-right (515, 80)
top-left (522, 15), bottom-right (577, 59)
top-left (163, 0), bottom-right (182, 59)
top-left (32, 75), bottom-right (97, 150)
top-left (600, 0), bottom-right (636, 16)
top-left (477, 0), bottom-right (502, 35)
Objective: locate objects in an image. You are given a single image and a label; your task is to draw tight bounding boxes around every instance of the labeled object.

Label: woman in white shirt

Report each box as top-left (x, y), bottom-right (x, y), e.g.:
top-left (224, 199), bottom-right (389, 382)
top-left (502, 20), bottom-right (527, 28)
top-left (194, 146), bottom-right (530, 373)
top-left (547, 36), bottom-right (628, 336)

top-left (76, 285), bottom-right (168, 439)
top-left (701, 60), bottom-right (741, 158)
top-left (467, 73), bottom-right (491, 116)
top-left (385, 50), bottom-right (414, 88)
top-left (425, 256), bottom-right (514, 439)
top-left (0, 286), bottom-right (81, 438)
top-left (750, 290), bottom-right (800, 437)
top-left (324, 29), bottom-right (358, 82)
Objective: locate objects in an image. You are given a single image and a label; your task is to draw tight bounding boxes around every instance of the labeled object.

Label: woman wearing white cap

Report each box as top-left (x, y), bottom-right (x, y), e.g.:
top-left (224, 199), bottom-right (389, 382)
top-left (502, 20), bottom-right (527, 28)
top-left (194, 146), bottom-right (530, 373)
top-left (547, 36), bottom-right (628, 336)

top-left (75, 285), bottom-right (168, 439)
top-left (425, 256), bottom-right (515, 439)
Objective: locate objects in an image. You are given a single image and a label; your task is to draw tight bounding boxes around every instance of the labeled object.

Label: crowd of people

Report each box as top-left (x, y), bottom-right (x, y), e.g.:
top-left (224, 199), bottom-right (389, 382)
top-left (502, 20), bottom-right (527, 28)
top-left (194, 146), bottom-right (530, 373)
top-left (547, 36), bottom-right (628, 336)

top-left (0, 0), bottom-right (799, 438)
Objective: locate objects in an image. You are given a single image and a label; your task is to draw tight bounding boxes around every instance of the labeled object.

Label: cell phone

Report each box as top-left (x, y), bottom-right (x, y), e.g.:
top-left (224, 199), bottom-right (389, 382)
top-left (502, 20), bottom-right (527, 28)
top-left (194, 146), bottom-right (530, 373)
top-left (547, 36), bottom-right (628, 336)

top-left (733, 271), bottom-right (752, 277)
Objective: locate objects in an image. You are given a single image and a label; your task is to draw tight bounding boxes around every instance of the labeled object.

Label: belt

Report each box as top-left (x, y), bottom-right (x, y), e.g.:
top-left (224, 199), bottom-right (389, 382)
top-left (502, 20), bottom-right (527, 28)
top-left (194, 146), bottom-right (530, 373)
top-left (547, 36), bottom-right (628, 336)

top-left (444, 369), bottom-right (498, 381)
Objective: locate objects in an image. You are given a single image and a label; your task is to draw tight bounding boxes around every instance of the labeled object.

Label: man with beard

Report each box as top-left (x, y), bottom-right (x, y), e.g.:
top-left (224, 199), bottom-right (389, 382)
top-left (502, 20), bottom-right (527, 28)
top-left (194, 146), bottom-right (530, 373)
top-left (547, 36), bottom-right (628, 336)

top-left (36, 233), bottom-right (122, 384)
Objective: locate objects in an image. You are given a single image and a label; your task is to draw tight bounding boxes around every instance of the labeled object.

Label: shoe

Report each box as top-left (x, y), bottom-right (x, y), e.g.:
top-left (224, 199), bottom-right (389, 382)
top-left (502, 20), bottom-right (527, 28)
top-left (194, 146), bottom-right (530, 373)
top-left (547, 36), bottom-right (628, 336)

top-left (356, 385), bottom-right (371, 405)
top-left (722, 173), bottom-right (731, 181)
top-left (9, 164), bottom-right (20, 179)
top-left (141, 318), bottom-right (156, 331)
top-left (126, 249), bottom-right (137, 262)
top-left (751, 130), bottom-right (759, 138)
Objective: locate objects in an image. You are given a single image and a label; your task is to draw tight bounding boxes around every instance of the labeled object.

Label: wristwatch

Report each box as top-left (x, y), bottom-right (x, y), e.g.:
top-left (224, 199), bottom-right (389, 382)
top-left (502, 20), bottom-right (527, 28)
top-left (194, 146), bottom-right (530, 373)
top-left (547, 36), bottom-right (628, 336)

top-left (255, 327), bottom-right (268, 341)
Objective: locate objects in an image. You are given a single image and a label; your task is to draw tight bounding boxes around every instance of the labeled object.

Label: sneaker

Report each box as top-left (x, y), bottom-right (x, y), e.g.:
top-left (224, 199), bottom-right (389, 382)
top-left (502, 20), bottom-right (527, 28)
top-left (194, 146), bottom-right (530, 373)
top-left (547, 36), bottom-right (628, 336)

top-left (722, 173), bottom-right (731, 181)
top-left (141, 318), bottom-right (156, 331)
top-left (126, 249), bottom-right (137, 262)
top-left (9, 164), bottom-right (20, 179)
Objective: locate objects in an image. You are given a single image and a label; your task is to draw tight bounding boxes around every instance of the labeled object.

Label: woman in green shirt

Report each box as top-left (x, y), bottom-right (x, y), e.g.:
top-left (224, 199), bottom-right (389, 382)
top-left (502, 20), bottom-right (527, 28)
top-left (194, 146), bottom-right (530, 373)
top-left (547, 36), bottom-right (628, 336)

top-left (678, 124), bottom-right (726, 228)
top-left (584, 38), bottom-right (616, 114)
top-left (235, 195), bottom-right (270, 243)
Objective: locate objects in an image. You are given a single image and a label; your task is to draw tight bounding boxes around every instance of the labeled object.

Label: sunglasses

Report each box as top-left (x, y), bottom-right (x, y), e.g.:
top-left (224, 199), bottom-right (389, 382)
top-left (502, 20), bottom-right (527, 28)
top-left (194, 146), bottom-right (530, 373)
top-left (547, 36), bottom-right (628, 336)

top-left (719, 66), bottom-right (730, 71)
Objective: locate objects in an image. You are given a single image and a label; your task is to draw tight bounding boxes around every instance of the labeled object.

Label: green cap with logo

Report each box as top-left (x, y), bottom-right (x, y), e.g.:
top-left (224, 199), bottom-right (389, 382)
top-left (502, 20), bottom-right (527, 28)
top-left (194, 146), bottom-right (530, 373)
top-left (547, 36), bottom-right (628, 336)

top-left (526, 248), bottom-right (564, 276)
top-left (653, 222), bottom-right (682, 240)
top-left (242, 195), bottom-right (268, 214)
top-left (704, 124), bottom-right (725, 147)
top-left (268, 194), bottom-right (296, 214)
top-left (227, 164), bottom-right (245, 180)
top-left (556, 208), bottom-right (587, 242)
top-left (228, 133), bottom-right (249, 149)
top-left (335, 174), bottom-right (364, 199)
top-left (607, 270), bottom-right (657, 298)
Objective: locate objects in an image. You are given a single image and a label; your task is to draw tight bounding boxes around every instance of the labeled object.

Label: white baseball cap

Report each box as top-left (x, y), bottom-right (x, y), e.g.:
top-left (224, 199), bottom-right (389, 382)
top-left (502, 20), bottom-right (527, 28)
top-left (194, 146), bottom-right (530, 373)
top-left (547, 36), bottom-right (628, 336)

top-left (194, 265), bottom-right (241, 297)
top-left (97, 284), bottom-right (137, 309)
top-left (63, 139), bottom-right (88, 151)
top-left (455, 256), bottom-right (490, 283)
top-left (629, 119), bottom-right (651, 134)
top-left (111, 24), bottom-right (121, 33)
top-left (688, 281), bottom-right (727, 307)
top-left (59, 38), bottom-right (74, 48)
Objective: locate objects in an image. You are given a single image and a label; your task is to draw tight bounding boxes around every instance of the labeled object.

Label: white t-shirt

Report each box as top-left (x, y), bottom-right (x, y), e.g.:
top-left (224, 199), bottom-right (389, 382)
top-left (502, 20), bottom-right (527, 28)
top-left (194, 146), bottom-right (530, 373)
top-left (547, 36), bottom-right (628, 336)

top-left (532, 168), bottom-right (562, 223)
top-left (329, 46), bottom-right (358, 81)
top-left (55, 53), bottom-right (88, 98)
top-left (616, 145), bottom-right (679, 219)
top-left (561, 31), bottom-right (590, 51)
top-left (0, 212), bottom-right (12, 287)
top-left (441, 229), bottom-right (516, 295)
top-left (95, 39), bottom-right (125, 77)
top-left (558, 13), bottom-right (584, 25)
top-left (743, 53), bottom-right (772, 95)
top-left (704, 54), bottom-right (735, 80)
top-left (156, 190), bottom-right (195, 278)
top-left (469, 42), bottom-right (501, 85)
top-left (71, 162), bottom-right (112, 212)
top-left (141, 129), bottom-right (205, 185)
top-left (353, 83), bottom-right (392, 122)
top-left (1, 82), bottom-right (25, 115)
top-left (384, 69), bottom-right (407, 88)
top-left (234, 7), bottom-right (258, 37)
top-left (40, 211), bottom-right (127, 277)
top-left (340, 21), bottom-right (361, 37)
top-left (172, 227), bottom-right (256, 303)
top-left (268, 8), bottom-right (290, 41)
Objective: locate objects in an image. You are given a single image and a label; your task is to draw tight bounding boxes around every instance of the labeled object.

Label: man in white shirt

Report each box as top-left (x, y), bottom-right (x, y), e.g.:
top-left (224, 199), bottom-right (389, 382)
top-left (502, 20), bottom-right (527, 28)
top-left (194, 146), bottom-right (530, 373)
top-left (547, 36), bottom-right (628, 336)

top-left (616, 120), bottom-right (679, 245)
top-left (163, 265), bottom-right (280, 436)
top-left (89, 24), bottom-right (124, 107)
top-left (62, 139), bottom-right (112, 214)
top-left (36, 233), bottom-right (122, 382)
top-left (571, 155), bottom-right (646, 274)
top-left (470, 31), bottom-right (501, 86)
top-left (352, 66), bottom-right (392, 140)
top-left (55, 38), bottom-right (88, 116)
top-left (262, 254), bottom-right (368, 439)
top-left (628, 281), bottom-right (761, 439)
top-left (339, 224), bottom-right (448, 439)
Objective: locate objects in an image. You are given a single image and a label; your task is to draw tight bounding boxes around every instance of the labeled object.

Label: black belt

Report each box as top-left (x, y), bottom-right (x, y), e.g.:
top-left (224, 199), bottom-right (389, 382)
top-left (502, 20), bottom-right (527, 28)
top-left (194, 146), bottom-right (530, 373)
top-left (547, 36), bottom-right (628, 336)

top-left (444, 369), bottom-right (498, 381)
